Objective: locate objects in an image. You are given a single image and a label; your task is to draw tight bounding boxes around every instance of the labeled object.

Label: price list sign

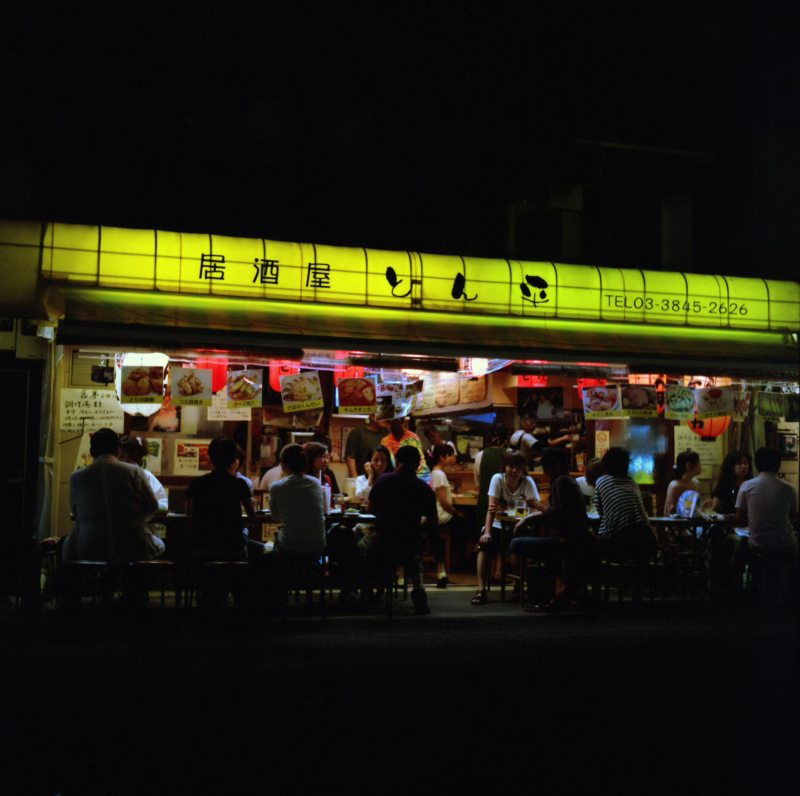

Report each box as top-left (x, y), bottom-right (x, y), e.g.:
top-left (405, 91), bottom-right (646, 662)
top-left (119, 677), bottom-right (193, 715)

top-left (61, 389), bottom-right (124, 433)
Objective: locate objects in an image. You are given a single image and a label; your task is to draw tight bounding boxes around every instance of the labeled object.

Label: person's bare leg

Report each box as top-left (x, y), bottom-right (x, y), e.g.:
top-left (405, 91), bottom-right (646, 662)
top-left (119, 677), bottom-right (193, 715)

top-left (476, 549), bottom-right (491, 591)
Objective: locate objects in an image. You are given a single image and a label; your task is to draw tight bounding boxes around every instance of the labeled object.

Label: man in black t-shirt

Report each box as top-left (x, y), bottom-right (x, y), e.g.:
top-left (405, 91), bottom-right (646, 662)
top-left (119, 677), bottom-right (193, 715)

top-left (187, 437), bottom-right (257, 558)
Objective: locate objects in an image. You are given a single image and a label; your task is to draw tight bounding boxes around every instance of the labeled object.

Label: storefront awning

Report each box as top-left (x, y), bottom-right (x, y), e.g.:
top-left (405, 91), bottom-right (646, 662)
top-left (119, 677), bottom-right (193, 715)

top-left (55, 286), bottom-right (799, 377)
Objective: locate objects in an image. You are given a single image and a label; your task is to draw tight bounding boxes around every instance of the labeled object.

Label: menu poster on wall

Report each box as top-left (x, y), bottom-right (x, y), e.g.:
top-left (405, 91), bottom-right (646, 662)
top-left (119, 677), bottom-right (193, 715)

top-left (419, 375), bottom-right (436, 410)
top-left (400, 380), bottom-right (424, 416)
top-left (61, 388), bottom-right (124, 433)
top-left (142, 438), bottom-right (163, 476)
top-left (695, 386), bottom-right (734, 419)
top-left (173, 440), bottom-right (213, 475)
top-left (171, 367), bottom-right (213, 407)
top-left (337, 377), bottom-right (377, 414)
top-left (674, 426), bottom-right (722, 479)
top-left (664, 386), bottom-right (696, 420)
top-left (732, 390), bottom-right (751, 422)
top-left (376, 381), bottom-right (407, 420)
top-left (581, 385), bottom-right (622, 418)
top-left (279, 371), bottom-right (323, 413)
top-left (120, 365), bottom-right (165, 404)
top-left (73, 432), bottom-right (93, 472)
top-left (435, 373), bottom-right (460, 408)
top-left (595, 429), bottom-right (610, 459)
top-left (459, 376), bottom-right (487, 405)
top-left (208, 391), bottom-right (251, 420)
top-left (619, 385), bottom-right (658, 418)
top-left (227, 369), bottom-right (263, 409)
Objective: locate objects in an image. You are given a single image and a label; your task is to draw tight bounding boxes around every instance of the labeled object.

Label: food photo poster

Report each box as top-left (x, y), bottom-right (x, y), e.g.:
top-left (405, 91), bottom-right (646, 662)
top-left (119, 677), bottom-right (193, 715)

top-left (280, 371), bottom-right (324, 413)
top-left (227, 369), bottom-right (263, 409)
top-left (171, 367), bottom-right (213, 407)
top-left (337, 377), bottom-right (377, 414)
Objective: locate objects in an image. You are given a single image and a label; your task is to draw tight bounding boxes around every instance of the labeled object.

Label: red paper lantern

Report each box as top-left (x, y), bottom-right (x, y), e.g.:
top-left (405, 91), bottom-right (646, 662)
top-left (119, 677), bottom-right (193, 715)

top-left (269, 360), bottom-right (300, 393)
top-left (195, 356), bottom-right (229, 393)
top-left (686, 415), bottom-right (731, 440)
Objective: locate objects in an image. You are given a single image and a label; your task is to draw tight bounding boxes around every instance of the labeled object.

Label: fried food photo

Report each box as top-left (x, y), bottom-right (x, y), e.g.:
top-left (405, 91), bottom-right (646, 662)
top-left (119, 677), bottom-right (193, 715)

top-left (227, 370), bottom-right (262, 402)
top-left (121, 366), bottom-right (163, 397)
top-left (177, 370), bottom-right (205, 396)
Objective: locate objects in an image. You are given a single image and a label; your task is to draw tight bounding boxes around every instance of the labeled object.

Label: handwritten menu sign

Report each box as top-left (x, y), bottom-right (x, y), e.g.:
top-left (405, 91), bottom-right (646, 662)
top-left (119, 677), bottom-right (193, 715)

top-left (208, 391), bottom-right (251, 420)
top-left (619, 384), bottom-right (658, 418)
top-left (582, 385), bottom-right (622, 418)
top-left (695, 386), bottom-right (734, 419)
top-left (664, 386), bottom-right (696, 420)
top-left (61, 388), bottom-right (124, 433)
top-left (435, 373), bottom-right (460, 407)
top-left (171, 367), bottom-right (213, 407)
top-left (674, 426), bottom-right (722, 479)
top-left (337, 377), bottom-right (377, 415)
top-left (419, 375), bottom-right (436, 410)
top-left (459, 375), bottom-right (487, 405)
top-left (280, 371), bottom-right (324, 413)
top-left (227, 369), bottom-right (263, 409)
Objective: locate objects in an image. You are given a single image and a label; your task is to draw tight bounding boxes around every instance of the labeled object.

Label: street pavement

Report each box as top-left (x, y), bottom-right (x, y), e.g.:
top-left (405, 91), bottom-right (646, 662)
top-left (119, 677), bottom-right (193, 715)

top-left (1, 589), bottom-right (797, 795)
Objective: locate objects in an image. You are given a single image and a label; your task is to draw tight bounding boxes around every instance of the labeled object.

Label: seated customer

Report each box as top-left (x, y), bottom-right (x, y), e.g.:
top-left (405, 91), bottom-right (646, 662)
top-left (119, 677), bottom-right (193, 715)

top-left (735, 446), bottom-right (798, 604)
top-left (362, 445), bottom-right (438, 614)
top-left (63, 427), bottom-right (162, 563)
top-left (354, 444), bottom-right (394, 503)
top-left (429, 443), bottom-right (468, 587)
top-left (471, 451), bottom-right (539, 605)
top-left (269, 443), bottom-right (326, 558)
top-left (118, 436), bottom-right (168, 510)
top-left (576, 458), bottom-right (602, 513)
top-left (511, 447), bottom-right (594, 610)
top-left (186, 436), bottom-right (257, 559)
top-left (594, 447), bottom-right (656, 567)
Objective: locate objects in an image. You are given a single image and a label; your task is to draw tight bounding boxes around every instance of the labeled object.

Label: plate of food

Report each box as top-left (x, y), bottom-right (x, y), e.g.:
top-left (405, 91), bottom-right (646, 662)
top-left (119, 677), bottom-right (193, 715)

top-left (281, 373), bottom-right (322, 404)
top-left (665, 386), bottom-right (695, 412)
top-left (696, 387), bottom-right (733, 414)
top-left (121, 366), bottom-right (165, 398)
top-left (227, 370), bottom-right (262, 402)
top-left (173, 368), bottom-right (212, 398)
top-left (621, 385), bottom-right (657, 411)
top-left (583, 386), bottom-right (619, 413)
top-left (337, 377), bottom-right (376, 407)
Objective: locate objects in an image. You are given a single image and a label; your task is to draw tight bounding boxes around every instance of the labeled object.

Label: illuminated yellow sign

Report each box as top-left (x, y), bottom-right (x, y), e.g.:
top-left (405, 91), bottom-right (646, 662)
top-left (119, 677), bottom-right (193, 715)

top-left (0, 220), bottom-right (798, 332)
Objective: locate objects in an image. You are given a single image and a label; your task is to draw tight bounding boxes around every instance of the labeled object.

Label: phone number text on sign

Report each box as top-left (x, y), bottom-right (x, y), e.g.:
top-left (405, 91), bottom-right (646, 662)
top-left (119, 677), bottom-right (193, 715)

top-left (604, 295), bottom-right (748, 315)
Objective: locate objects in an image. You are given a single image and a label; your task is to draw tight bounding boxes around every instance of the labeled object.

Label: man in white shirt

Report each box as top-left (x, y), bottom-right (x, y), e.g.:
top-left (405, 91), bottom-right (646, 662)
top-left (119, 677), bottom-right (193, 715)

top-left (736, 446), bottom-right (798, 604)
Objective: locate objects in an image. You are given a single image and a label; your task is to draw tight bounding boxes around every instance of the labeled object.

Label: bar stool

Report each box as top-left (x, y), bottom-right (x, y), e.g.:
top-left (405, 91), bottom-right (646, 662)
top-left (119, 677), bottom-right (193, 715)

top-left (131, 559), bottom-right (176, 611)
top-left (184, 558), bottom-right (250, 612)
top-left (278, 554), bottom-right (327, 621)
top-left (60, 560), bottom-right (128, 609)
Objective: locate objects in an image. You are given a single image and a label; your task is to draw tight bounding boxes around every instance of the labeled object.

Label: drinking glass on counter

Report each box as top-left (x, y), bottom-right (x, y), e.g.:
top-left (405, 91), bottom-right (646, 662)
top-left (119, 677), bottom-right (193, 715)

top-left (515, 498), bottom-right (528, 518)
top-left (333, 493), bottom-right (345, 510)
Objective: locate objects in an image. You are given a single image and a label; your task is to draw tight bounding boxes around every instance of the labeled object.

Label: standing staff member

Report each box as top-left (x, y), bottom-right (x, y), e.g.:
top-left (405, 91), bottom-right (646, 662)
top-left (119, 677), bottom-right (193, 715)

top-left (345, 416), bottom-right (388, 478)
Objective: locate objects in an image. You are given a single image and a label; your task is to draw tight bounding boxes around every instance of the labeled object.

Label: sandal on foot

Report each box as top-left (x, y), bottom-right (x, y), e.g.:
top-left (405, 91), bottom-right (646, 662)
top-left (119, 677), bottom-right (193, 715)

top-left (470, 590), bottom-right (488, 605)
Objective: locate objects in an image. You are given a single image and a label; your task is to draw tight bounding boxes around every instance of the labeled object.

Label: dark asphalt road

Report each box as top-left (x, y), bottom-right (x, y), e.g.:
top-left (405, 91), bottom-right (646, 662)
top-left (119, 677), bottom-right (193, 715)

top-left (2, 598), bottom-right (797, 795)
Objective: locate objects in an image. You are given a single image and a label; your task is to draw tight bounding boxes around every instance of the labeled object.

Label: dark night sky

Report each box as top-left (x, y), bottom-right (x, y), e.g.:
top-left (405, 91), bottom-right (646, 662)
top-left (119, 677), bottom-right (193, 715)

top-left (1, 2), bottom-right (798, 278)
